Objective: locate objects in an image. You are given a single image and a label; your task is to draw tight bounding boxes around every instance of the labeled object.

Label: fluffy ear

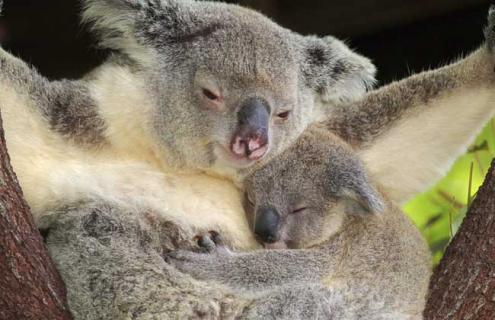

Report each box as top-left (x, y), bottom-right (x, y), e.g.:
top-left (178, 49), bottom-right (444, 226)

top-left (297, 35), bottom-right (376, 104)
top-left (81, 0), bottom-right (154, 60)
top-left (340, 177), bottom-right (385, 215)
top-left (81, 0), bottom-right (205, 61)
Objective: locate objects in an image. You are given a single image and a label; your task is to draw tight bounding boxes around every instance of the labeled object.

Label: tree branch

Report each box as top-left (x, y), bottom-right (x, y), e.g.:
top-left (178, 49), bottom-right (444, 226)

top-left (0, 111), bottom-right (72, 320)
top-left (424, 160), bottom-right (495, 319)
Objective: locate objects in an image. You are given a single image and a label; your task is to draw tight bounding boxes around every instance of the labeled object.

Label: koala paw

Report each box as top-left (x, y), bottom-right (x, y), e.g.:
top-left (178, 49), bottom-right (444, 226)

top-left (165, 231), bottom-right (231, 280)
top-left (485, 6), bottom-right (495, 51)
top-left (194, 230), bottom-right (227, 253)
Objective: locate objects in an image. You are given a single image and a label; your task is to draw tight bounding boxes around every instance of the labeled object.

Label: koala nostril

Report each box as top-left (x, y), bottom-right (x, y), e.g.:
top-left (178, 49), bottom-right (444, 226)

top-left (231, 136), bottom-right (247, 156)
top-left (255, 230), bottom-right (277, 244)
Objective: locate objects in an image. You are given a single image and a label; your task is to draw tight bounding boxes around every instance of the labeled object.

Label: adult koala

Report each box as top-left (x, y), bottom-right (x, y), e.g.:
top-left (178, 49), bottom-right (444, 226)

top-left (0, 0), bottom-right (374, 234)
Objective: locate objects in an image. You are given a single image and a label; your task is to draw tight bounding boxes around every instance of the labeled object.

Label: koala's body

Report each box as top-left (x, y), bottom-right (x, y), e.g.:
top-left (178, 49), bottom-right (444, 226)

top-left (169, 128), bottom-right (431, 319)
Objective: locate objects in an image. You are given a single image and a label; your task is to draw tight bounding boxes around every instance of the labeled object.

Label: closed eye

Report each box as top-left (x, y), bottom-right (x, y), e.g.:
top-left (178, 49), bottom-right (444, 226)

top-left (291, 207), bottom-right (307, 214)
top-left (276, 110), bottom-right (291, 120)
top-left (202, 88), bottom-right (220, 101)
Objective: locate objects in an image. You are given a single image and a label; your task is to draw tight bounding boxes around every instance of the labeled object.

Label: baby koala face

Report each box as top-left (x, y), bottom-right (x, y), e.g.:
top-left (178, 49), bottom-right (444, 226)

top-left (244, 128), bottom-right (384, 249)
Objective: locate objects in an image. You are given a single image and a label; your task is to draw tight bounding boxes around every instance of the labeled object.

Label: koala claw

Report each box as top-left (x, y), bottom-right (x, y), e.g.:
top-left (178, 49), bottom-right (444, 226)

top-left (195, 230), bottom-right (227, 253)
top-left (485, 6), bottom-right (495, 51)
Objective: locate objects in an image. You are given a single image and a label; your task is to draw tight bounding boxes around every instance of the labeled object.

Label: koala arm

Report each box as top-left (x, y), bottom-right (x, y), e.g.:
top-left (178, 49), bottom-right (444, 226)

top-left (325, 10), bottom-right (495, 204)
top-left (240, 285), bottom-right (419, 320)
top-left (167, 246), bottom-right (336, 293)
top-left (46, 203), bottom-right (250, 319)
top-left (0, 46), bottom-right (103, 147)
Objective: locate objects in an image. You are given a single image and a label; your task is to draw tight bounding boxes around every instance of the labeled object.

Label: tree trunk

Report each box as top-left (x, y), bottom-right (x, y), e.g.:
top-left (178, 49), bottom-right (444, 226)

top-left (424, 160), bottom-right (495, 320)
top-left (0, 112), bottom-right (72, 320)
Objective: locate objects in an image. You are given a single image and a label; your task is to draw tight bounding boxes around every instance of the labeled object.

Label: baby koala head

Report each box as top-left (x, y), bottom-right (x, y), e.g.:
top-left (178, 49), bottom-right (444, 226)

top-left (244, 128), bottom-right (385, 249)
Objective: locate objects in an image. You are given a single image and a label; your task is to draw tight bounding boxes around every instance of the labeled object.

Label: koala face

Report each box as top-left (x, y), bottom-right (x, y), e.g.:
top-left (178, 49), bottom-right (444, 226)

top-left (83, 0), bottom-right (375, 172)
top-left (244, 129), bottom-right (384, 249)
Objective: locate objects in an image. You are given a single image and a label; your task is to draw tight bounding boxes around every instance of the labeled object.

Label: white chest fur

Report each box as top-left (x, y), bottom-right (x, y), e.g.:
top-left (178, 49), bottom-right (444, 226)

top-left (0, 76), bottom-right (259, 251)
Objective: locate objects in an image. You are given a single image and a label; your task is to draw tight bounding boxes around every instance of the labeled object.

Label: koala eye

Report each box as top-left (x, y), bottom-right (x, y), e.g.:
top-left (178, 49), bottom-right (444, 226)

top-left (291, 207), bottom-right (308, 215)
top-left (202, 88), bottom-right (220, 101)
top-left (276, 110), bottom-right (291, 120)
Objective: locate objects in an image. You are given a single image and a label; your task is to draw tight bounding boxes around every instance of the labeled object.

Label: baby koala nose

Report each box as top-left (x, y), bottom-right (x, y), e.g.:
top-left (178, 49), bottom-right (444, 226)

top-left (254, 207), bottom-right (280, 243)
top-left (230, 97), bottom-right (270, 160)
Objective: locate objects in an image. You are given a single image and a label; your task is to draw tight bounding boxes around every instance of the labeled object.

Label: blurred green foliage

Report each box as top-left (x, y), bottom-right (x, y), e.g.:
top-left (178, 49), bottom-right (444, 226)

top-left (403, 119), bottom-right (495, 265)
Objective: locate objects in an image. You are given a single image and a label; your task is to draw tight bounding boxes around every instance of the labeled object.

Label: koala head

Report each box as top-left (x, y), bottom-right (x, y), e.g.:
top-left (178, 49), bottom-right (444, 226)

top-left (82, 0), bottom-right (376, 173)
top-left (244, 128), bottom-right (384, 249)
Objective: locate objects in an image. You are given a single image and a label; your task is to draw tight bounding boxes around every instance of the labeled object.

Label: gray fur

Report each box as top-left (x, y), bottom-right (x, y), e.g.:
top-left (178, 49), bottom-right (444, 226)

top-left (485, 6), bottom-right (495, 52)
top-left (46, 202), bottom-right (252, 319)
top-left (325, 70), bottom-right (458, 147)
top-left (327, 6), bottom-right (495, 148)
top-left (168, 128), bottom-right (431, 319)
top-left (46, 202), bottom-right (338, 319)
top-left (0, 52), bottom-right (107, 146)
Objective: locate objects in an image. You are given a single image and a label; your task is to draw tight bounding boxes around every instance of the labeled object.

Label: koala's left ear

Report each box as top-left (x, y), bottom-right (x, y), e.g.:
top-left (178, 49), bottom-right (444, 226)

top-left (341, 179), bottom-right (385, 215)
top-left (296, 35), bottom-right (376, 104)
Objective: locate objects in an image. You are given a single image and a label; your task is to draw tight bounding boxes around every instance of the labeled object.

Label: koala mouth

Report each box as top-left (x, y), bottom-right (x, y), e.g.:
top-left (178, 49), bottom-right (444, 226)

top-left (214, 142), bottom-right (269, 168)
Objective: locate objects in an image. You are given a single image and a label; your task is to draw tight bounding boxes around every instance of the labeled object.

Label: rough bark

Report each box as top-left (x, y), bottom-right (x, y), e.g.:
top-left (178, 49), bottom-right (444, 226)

top-left (0, 112), bottom-right (72, 320)
top-left (424, 160), bottom-right (495, 320)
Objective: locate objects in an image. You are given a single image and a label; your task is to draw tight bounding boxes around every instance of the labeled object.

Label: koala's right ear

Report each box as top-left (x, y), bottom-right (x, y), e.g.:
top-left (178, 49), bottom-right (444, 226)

top-left (296, 35), bottom-right (376, 104)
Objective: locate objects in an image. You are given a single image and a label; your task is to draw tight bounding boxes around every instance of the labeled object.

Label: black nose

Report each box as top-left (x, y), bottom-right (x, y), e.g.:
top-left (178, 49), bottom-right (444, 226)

top-left (254, 207), bottom-right (280, 243)
top-left (230, 98), bottom-right (270, 160)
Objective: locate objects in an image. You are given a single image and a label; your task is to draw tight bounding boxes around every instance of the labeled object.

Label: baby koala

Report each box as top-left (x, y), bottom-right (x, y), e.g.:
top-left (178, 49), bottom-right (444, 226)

top-left (167, 127), bottom-right (431, 319)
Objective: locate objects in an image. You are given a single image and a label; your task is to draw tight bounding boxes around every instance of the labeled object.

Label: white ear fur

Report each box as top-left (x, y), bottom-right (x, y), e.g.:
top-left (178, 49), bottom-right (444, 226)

top-left (81, 0), bottom-right (156, 63)
top-left (299, 35), bottom-right (376, 104)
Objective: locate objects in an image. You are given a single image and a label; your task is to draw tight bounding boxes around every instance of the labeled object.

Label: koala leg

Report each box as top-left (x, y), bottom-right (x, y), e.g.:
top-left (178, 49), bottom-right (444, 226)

top-left (46, 202), bottom-right (248, 320)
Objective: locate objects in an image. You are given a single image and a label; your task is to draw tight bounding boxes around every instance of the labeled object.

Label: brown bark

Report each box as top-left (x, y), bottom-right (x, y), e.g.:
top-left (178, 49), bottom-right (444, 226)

top-left (0, 113), bottom-right (72, 319)
top-left (424, 160), bottom-right (495, 320)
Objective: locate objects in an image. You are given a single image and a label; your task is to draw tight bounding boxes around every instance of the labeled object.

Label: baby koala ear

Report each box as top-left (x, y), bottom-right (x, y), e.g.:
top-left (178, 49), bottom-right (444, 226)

top-left (296, 35), bottom-right (376, 104)
top-left (341, 181), bottom-right (385, 215)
